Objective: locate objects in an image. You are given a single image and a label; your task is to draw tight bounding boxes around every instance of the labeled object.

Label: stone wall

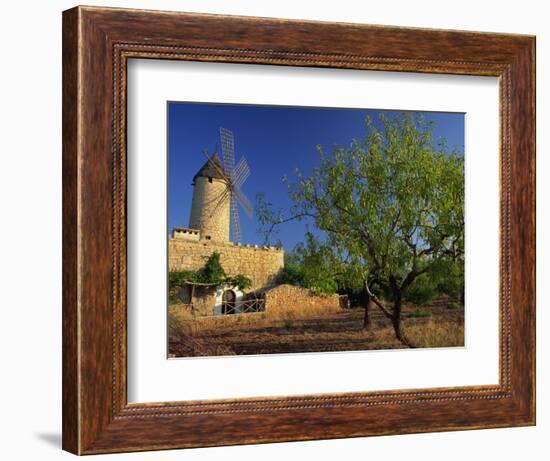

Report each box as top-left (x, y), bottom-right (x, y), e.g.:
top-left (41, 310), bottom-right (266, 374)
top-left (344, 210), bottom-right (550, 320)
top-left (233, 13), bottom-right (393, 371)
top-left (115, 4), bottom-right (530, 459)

top-left (188, 176), bottom-right (230, 242)
top-left (263, 284), bottom-right (342, 316)
top-left (169, 238), bottom-right (284, 291)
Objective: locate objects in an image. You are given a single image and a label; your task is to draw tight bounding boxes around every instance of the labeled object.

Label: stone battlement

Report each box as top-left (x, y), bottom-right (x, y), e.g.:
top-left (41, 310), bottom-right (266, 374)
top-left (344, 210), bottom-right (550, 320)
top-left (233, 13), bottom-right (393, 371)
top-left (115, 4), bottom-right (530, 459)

top-left (169, 237), bottom-right (284, 291)
top-left (171, 228), bottom-right (282, 251)
top-left (172, 227), bottom-right (201, 242)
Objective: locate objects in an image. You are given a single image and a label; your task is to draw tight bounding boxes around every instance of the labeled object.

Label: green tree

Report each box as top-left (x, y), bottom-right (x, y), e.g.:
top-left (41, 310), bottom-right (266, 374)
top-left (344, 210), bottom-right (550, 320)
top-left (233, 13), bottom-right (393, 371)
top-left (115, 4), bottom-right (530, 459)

top-left (277, 251), bottom-right (306, 286)
top-left (432, 258), bottom-right (464, 302)
top-left (258, 113), bottom-right (464, 346)
top-left (277, 231), bottom-right (343, 295)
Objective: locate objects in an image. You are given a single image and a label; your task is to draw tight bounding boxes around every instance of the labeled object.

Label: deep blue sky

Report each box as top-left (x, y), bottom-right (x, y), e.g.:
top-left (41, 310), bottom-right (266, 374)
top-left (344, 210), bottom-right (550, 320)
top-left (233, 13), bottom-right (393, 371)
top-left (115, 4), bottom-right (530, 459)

top-left (168, 102), bottom-right (464, 250)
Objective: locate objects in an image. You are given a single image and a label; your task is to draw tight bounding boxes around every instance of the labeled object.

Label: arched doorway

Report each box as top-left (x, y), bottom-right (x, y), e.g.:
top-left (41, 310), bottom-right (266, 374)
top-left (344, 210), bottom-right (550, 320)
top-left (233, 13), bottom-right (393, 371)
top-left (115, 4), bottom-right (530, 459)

top-left (222, 289), bottom-right (236, 314)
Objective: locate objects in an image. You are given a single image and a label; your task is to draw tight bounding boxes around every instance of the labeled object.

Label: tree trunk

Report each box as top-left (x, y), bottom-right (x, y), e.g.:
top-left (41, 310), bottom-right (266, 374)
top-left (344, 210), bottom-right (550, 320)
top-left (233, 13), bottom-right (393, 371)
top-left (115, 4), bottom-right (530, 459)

top-left (391, 293), bottom-right (404, 341)
top-left (386, 275), bottom-right (416, 348)
top-left (391, 293), bottom-right (416, 348)
top-left (363, 301), bottom-right (372, 330)
top-left (362, 280), bottom-right (372, 330)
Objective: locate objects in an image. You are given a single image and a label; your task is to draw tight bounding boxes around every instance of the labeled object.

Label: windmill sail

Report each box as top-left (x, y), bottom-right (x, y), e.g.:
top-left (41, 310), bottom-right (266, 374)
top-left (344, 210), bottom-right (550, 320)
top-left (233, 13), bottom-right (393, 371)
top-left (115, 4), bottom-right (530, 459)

top-left (233, 157), bottom-right (250, 188)
top-left (234, 186), bottom-right (253, 218)
top-left (198, 128), bottom-right (253, 243)
top-left (230, 192), bottom-right (241, 243)
top-left (220, 127), bottom-right (236, 181)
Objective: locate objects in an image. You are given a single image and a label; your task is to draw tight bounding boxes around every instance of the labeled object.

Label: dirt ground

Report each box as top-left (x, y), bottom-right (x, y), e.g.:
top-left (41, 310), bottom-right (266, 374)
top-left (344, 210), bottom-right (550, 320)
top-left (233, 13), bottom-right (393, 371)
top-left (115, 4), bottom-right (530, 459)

top-left (168, 299), bottom-right (464, 357)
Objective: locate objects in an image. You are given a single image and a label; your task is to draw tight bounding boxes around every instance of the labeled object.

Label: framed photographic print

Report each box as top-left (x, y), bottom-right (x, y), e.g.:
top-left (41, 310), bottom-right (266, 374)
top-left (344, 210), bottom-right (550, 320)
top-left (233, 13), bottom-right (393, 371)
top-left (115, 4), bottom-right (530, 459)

top-left (62, 5), bottom-right (535, 455)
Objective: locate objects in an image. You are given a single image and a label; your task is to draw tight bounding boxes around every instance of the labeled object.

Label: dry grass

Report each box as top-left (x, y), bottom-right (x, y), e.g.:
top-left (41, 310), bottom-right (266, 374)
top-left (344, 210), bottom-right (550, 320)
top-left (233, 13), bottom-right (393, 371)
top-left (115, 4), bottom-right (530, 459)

top-left (266, 298), bottom-right (341, 321)
top-left (169, 300), bottom-right (338, 333)
top-left (405, 318), bottom-right (464, 348)
top-left (169, 311), bottom-right (237, 356)
top-left (363, 318), bottom-right (464, 350)
top-left (169, 301), bottom-right (464, 357)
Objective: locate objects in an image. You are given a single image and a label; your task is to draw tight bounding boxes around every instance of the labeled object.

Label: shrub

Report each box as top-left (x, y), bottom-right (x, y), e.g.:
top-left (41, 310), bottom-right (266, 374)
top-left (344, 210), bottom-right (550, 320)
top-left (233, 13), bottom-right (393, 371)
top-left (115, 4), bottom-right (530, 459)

top-left (226, 274), bottom-right (252, 291)
top-left (275, 233), bottom-right (339, 295)
top-left (431, 258), bottom-right (464, 301)
top-left (405, 273), bottom-right (437, 305)
top-left (276, 263), bottom-right (304, 286)
top-left (447, 302), bottom-right (460, 310)
top-left (201, 252), bottom-right (226, 285)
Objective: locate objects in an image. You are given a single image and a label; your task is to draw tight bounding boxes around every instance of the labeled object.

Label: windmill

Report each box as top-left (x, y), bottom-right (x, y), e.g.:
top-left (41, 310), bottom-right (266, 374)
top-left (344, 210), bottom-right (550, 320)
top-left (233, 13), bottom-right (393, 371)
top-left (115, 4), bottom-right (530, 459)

top-left (201, 127), bottom-right (253, 243)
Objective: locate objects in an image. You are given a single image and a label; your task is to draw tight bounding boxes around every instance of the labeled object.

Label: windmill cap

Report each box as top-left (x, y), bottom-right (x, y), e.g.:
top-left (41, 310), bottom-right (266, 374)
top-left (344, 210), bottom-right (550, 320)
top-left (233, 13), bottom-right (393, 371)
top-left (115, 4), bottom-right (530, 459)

top-left (192, 153), bottom-right (226, 183)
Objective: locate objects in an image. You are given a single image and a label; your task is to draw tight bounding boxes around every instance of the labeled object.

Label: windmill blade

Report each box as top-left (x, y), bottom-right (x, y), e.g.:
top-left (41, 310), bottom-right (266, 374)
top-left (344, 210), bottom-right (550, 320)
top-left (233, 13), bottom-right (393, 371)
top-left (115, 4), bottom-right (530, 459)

top-left (233, 157), bottom-right (250, 188)
top-left (230, 193), bottom-right (241, 243)
top-left (220, 127), bottom-right (236, 181)
top-left (201, 149), bottom-right (229, 181)
top-left (234, 186), bottom-right (253, 218)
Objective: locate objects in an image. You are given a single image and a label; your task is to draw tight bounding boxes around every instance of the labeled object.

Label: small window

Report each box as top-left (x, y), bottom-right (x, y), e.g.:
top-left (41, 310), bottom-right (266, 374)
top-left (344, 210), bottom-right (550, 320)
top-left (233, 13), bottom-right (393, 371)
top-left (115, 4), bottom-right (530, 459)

top-left (205, 235), bottom-right (211, 240)
top-left (208, 177), bottom-right (213, 183)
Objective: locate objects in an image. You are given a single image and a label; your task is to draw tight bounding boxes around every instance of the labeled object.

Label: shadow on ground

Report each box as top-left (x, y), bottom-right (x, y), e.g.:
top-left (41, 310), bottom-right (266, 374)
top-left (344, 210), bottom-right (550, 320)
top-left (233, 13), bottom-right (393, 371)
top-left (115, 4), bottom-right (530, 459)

top-left (36, 432), bottom-right (62, 448)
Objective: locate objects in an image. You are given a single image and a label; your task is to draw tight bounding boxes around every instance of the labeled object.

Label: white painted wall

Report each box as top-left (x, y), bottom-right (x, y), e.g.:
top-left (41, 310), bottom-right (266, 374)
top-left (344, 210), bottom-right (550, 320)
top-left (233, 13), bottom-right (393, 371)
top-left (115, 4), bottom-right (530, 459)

top-left (213, 285), bottom-right (244, 315)
top-left (0, 1), bottom-right (547, 460)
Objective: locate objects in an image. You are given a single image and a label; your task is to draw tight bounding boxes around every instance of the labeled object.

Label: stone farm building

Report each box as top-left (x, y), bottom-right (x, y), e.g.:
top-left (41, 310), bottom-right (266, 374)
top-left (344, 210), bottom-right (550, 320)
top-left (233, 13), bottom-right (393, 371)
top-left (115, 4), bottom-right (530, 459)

top-left (169, 153), bottom-right (343, 316)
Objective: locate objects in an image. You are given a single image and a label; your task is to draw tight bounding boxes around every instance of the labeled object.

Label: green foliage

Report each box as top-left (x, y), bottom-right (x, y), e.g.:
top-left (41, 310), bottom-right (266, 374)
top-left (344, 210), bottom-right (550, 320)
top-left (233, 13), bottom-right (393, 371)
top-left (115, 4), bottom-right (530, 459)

top-left (284, 113), bottom-right (464, 287)
top-left (265, 112), bottom-right (463, 270)
top-left (201, 252), bottom-right (227, 285)
top-left (169, 270), bottom-right (199, 304)
top-left (226, 274), bottom-right (252, 291)
top-left (169, 253), bottom-right (227, 288)
top-left (432, 259), bottom-right (464, 300)
top-left (277, 252), bottom-right (306, 286)
top-left (447, 302), bottom-right (460, 310)
top-left (169, 270), bottom-right (201, 286)
top-left (168, 252), bottom-right (252, 300)
top-left (295, 232), bottom-right (340, 295)
top-left (405, 273), bottom-right (438, 305)
top-left (404, 258), bottom-right (464, 305)
top-left (276, 232), bottom-right (342, 295)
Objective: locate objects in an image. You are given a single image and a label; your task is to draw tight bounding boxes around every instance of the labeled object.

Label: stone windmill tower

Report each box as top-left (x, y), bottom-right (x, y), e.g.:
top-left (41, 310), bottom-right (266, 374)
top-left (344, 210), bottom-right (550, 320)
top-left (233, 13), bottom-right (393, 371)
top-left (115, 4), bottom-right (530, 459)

top-left (188, 128), bottom-right (252, 243)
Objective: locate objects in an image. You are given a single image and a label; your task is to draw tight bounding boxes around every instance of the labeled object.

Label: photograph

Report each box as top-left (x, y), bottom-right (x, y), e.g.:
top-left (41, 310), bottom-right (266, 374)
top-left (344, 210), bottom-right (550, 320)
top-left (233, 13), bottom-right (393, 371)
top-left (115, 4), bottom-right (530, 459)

top-left (167, 102), bottom-right (465, 357)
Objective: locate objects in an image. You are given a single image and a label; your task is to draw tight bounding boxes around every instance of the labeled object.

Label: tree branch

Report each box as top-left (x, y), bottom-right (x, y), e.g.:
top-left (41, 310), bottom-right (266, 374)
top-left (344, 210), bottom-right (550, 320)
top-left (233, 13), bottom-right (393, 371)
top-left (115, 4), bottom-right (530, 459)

top-left (260, 212), bottom-right (314, 245)
top-left (364, 280), bottom-right (393, 320)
